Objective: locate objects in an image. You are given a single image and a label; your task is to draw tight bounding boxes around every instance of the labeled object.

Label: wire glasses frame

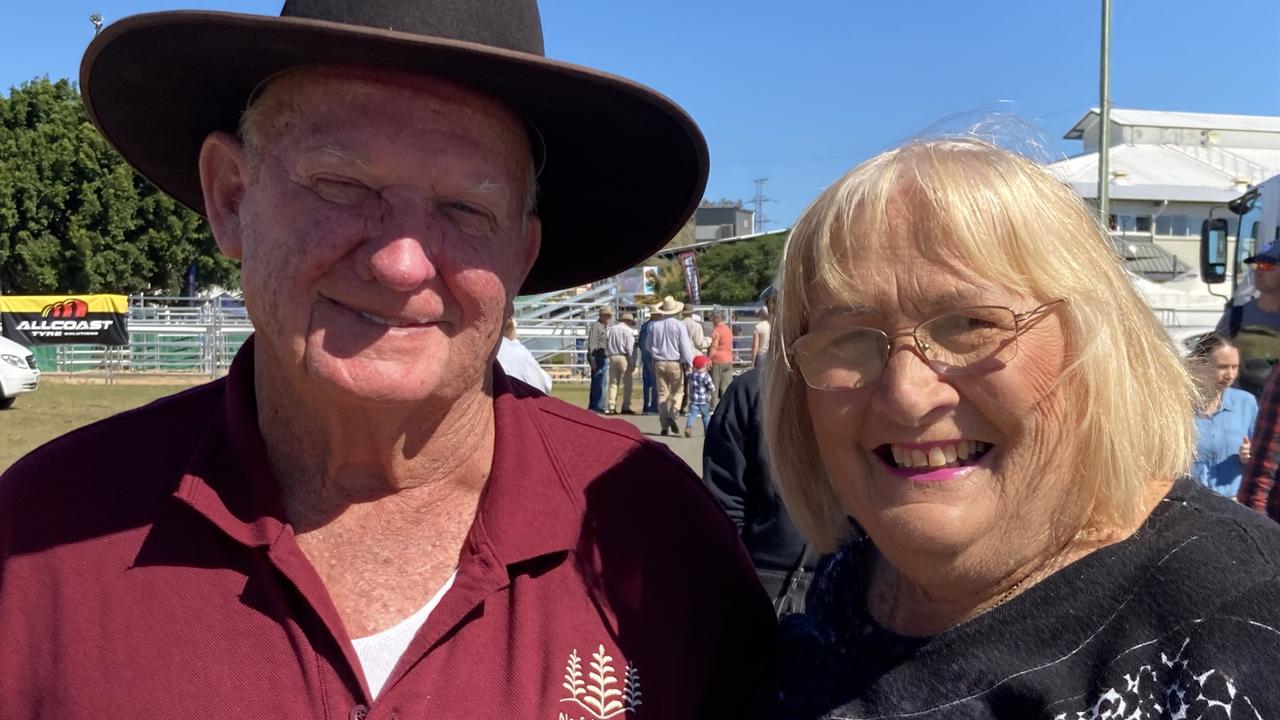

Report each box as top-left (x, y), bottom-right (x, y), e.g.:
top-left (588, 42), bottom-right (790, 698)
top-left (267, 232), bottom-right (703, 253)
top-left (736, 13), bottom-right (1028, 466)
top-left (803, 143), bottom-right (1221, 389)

top-left (789, 299), bottom-right (1065, 391)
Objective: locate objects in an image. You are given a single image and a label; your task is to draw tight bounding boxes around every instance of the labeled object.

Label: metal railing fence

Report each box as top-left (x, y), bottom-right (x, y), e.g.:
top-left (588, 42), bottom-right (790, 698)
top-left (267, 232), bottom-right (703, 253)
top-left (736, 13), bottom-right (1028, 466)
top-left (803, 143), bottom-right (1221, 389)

top-left (27, 293), bottom-right (771, 381)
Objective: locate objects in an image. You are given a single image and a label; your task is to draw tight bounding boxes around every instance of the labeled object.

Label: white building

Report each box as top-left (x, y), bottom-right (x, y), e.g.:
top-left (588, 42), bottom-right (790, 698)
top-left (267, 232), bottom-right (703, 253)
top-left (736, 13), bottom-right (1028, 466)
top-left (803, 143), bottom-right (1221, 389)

top-left (1049, 108), bottom-right (1280, 271)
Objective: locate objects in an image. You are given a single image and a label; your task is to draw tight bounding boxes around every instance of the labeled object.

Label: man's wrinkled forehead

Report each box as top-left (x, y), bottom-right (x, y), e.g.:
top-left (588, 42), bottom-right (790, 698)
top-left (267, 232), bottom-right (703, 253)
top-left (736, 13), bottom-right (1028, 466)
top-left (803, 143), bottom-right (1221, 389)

top-left (242, 64), bottom-right (531, 155)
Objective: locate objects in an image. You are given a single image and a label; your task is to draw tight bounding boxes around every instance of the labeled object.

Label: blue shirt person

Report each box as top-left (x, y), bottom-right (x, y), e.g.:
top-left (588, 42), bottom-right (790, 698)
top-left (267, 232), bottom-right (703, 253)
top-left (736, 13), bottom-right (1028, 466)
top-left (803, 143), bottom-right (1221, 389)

top-left (1189, 334), bottom-right (1259, 498)
top-left (1193, 387), bottom-right (1258, 497)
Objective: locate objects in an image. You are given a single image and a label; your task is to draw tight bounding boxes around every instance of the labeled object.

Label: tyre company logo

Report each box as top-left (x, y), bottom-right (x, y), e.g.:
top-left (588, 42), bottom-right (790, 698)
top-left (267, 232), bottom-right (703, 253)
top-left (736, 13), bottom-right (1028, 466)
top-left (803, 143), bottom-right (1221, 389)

top-left (17, 298), bottom-right (115, 336)
top-left (41, 298), bottom-right (89, 318)
top-left (558, 644), bottom-right (641, 719)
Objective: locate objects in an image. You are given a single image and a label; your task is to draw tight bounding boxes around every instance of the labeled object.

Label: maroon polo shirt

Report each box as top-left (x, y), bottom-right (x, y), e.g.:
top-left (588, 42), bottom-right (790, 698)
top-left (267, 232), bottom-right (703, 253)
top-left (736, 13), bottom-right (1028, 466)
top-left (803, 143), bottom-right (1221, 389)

top-left (0, 339), bottom-right (775, 719)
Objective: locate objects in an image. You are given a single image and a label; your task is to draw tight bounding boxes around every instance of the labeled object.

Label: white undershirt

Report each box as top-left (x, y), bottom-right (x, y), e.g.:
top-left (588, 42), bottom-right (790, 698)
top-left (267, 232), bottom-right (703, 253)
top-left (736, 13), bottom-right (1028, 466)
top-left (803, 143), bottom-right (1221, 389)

top-left (351, 570), bottom-right (458, 699)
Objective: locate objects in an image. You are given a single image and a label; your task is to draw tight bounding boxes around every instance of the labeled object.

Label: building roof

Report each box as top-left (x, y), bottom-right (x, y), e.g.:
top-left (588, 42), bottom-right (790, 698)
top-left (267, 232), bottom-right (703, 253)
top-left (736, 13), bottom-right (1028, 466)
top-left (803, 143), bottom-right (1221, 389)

top-left (1066, 108), bottom-right (1280, 138)
top-left (655, 229), bottom-right (788, 259)
top-left (1046, 143), bottom-right (1278, 202)
top-left (1111, 236), bottom-right (1191, 282)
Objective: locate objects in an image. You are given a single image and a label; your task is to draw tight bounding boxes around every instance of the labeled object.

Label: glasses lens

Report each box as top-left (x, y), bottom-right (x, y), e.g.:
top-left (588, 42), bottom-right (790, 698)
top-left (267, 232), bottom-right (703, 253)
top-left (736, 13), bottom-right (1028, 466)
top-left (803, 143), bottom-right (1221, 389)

top-left (793, 328), bottom-right (886, 390)
top-left (918, 307), bottom-right (1018, 373)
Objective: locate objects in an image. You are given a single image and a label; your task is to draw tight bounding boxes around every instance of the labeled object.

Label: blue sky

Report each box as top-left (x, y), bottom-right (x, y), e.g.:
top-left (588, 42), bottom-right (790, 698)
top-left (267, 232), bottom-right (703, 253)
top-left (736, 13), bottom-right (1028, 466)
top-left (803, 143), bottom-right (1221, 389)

top-left (4, 0), bottom-right (1278, 227)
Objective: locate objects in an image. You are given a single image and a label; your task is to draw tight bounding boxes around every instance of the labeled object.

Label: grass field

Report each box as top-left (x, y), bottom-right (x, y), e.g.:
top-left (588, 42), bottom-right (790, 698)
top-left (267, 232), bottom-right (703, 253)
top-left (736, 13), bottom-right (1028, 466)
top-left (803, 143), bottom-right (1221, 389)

top-left (1, 380), bottom-right (592, 473)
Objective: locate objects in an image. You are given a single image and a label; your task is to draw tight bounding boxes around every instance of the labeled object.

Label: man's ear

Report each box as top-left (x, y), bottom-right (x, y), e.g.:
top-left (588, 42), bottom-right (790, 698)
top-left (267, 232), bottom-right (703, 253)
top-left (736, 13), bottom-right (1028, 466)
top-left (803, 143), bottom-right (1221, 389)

top-left (198, 131), bottom-right (249, 260)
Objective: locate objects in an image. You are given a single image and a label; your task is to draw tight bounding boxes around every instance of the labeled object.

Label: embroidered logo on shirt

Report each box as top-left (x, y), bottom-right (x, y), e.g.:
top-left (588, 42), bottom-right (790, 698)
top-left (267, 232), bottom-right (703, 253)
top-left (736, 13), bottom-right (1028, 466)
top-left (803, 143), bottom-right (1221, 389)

top-left (558, 644), bottom-right (642, 719)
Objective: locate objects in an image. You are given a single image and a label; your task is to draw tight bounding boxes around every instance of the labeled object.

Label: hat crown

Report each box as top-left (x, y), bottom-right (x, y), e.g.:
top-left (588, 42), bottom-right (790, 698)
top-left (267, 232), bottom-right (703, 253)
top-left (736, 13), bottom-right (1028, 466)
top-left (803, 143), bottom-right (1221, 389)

top-left (280, 0), bottom-right (544, 55)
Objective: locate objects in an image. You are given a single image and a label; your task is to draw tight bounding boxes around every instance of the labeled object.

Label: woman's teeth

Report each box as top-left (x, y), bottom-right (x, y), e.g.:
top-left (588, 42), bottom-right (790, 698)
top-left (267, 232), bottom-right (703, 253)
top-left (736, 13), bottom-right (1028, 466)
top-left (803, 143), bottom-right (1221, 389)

top-left (890, 441), bottom-right (990, 469)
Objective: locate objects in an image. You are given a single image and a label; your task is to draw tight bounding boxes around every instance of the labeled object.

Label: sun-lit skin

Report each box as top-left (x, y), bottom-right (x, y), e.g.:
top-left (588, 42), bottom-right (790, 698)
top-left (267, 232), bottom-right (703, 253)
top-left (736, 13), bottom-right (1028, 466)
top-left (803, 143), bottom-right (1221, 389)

top-left (216, 68), bottom-right (538, 413)
top-left (1253, 263), bottom-right (1280, 313)
top-left (803, 235), bottom-right (1090, 635)
top-left (196, 65), bottom-right (541, 636)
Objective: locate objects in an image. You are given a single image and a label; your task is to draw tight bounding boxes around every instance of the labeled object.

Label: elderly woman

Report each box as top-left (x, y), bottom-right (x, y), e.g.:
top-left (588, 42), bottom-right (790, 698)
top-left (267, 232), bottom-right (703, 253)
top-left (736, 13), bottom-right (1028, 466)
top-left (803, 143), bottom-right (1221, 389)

top-left (762, 138), bottom-right (1280, 718)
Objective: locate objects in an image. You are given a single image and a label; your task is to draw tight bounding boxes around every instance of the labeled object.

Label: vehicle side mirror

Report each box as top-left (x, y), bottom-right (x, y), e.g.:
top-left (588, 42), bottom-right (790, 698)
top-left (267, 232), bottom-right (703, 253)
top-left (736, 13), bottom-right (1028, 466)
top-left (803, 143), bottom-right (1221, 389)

top-left (1200, 218), bottom-right (1230, 284)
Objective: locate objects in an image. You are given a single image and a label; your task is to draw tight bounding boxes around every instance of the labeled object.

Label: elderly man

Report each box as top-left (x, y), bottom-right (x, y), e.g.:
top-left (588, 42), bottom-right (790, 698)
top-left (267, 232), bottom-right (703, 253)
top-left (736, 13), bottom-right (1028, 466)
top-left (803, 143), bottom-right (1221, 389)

top-left (605, 311), bottom-right (637, 414)
top-left (0, 3), bottom-right (774, 717)
top-left (646, 296), bottom-right (697, 436)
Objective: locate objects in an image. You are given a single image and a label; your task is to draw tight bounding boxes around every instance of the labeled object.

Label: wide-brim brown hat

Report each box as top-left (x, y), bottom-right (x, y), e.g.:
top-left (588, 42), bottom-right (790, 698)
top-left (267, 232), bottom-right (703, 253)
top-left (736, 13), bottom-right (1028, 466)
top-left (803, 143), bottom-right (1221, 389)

top-left (80, 0), bottom-right (708, 294)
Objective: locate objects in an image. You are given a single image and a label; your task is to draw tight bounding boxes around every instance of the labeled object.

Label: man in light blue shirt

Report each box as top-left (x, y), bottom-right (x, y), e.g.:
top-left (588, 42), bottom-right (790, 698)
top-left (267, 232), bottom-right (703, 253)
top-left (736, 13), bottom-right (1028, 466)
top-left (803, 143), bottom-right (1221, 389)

top-left (645, 296), bottom-right (696, 435)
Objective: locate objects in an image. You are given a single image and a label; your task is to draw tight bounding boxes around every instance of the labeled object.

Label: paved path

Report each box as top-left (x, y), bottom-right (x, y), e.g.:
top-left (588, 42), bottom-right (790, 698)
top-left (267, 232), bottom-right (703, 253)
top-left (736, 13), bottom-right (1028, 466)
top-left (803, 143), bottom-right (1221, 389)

top-left (599, 411), bottom-right (708, 472)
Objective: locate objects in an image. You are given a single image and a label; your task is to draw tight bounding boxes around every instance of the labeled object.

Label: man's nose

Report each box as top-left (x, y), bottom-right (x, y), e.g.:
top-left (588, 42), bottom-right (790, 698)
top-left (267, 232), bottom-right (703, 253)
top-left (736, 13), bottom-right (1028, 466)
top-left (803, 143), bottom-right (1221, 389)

top-left (358, 197), bottom-right (438, 292)
top-left (364, 234), bottom-right (437, 291)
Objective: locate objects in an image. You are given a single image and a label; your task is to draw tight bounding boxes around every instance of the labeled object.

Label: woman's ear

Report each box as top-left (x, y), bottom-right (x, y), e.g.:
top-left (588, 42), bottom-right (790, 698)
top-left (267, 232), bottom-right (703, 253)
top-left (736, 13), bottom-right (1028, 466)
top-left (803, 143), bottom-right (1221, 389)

top-left (198, 131), bottom-right (249, 260)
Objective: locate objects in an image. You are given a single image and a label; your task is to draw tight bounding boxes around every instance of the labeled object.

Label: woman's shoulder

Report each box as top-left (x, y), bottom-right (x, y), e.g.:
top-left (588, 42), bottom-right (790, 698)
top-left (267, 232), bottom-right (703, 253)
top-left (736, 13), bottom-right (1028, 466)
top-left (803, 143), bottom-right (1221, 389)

top-left (1142, 477), bottom-right (1280, 572)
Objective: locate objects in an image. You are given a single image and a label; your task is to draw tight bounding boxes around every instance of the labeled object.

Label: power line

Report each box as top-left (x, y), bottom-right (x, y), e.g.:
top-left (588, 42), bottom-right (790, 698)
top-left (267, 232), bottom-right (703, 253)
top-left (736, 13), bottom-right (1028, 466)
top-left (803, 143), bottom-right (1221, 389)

top-left (750, 178), bottom-right (775, 232)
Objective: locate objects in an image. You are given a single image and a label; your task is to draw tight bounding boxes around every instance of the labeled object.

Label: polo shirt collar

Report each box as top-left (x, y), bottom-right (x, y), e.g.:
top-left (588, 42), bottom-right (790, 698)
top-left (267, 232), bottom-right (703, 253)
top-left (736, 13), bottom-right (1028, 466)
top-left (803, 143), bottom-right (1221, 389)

top-left (462, 367), bottom-right (584, 577)
top-left (174, 335), bottom-right (289, 549)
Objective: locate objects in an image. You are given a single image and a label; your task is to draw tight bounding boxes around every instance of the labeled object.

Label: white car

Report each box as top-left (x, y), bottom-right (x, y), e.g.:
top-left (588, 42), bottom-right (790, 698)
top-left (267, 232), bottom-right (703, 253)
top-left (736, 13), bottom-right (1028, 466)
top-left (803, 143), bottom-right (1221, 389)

top-left (0, 336), bottom-right (40, 409)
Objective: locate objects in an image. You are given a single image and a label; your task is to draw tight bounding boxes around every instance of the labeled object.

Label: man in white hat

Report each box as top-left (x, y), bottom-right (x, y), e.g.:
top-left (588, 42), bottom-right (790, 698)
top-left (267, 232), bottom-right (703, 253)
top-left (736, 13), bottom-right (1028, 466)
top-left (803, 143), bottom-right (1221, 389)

top-left (644, 296), bottom-right (697, 435)
top-left (0, 2), bottom-right (774, 716)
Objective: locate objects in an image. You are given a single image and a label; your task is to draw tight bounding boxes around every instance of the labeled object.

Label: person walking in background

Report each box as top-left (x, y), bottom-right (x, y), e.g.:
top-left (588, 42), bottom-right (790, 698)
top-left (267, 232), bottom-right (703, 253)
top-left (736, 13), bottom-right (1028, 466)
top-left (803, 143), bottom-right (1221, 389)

top-left (680, 307), bottom-right (707, 415)
top-left (708, 312), bottom-right (735, 407)
top-left (1240, 362), bottom-right (1280, 517)
top-left (685, 355), bottom-right (715, 437)
top-left (638, 312), bottom-right (659, 414)
top-left (1216, 240), bottom-right (1280, 399)
top-left (586, 306), bottom-right (611, 412)
top-left (496, 317), bottom-right (552, 394)
top-left (645, 296), bottom-right (696, 436)
top-left (605, 312), bottom-right (637, 414)
top-left (1189, 333), bottom-right (1257, 498)
top-left (751, 306), bottom-right (772, 368)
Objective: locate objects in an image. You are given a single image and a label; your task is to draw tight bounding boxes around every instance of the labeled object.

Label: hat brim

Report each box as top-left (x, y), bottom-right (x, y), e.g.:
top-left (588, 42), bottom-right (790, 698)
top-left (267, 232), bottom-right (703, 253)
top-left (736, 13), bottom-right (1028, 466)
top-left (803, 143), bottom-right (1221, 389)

top-left (80, 11), bottom-right (708, 294)
top-left (1245, 256), bottom-right (1280, 264)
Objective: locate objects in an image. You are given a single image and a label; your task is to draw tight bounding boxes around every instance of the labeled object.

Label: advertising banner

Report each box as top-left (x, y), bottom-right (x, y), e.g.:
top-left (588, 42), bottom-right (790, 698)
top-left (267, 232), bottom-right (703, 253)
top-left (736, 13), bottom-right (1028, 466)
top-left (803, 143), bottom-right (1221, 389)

top-left (678, 252), bottom-right (701, 305)
top-left (0, 295), bottom-right (130, 346)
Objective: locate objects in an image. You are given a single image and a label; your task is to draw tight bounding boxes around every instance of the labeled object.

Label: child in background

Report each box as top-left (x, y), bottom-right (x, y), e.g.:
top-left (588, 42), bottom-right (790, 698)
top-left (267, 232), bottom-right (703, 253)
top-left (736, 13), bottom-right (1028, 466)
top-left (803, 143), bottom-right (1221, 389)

top-left (685, 355), bottom-right (715, 438)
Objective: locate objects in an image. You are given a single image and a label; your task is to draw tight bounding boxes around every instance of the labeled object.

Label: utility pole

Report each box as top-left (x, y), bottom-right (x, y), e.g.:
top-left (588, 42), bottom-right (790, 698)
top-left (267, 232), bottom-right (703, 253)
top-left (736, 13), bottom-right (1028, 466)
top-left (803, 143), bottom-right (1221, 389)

top-left (90, 14), bottom-right (104, 37)
top-left (750, 178), bottom-right (773, 233)
top-left (1097, 0), bottom-right (1112, 227)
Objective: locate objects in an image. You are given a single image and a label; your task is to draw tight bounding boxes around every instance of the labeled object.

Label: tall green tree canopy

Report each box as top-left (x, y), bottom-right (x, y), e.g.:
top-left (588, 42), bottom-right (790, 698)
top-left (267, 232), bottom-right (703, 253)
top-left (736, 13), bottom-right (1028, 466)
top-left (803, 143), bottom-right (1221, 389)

top-left (655, 231), bottom-right (785, 305)
top-left (0, 77), bottom-right (238, 295)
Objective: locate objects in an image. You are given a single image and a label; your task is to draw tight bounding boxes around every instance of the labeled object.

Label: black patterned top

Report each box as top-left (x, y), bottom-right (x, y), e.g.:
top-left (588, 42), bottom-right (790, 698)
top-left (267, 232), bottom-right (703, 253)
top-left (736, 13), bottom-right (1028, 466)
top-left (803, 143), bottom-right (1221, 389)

top-left (768, 476), bottom-right (1280, 719)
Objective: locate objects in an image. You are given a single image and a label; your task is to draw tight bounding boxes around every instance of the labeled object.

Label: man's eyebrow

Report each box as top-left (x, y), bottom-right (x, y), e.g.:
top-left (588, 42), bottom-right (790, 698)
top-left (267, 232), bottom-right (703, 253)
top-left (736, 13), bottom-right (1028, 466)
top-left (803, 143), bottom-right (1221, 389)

top-left (298, 143), bottom-right (371, 168)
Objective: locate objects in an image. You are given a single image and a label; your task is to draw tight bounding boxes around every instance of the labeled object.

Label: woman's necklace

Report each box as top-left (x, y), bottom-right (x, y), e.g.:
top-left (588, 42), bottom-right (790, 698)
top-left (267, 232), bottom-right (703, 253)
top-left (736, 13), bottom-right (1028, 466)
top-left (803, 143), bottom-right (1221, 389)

top-left (882, 538), bottom-right (1086, 635)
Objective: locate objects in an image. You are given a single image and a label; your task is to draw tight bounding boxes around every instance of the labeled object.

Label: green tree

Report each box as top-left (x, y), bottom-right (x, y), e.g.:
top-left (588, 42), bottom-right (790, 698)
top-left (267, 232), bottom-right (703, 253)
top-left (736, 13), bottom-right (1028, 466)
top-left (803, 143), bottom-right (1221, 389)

top-left (652, 231), bottom-right (786, 305)
top-left (0, 77), bottom-right (238, 295)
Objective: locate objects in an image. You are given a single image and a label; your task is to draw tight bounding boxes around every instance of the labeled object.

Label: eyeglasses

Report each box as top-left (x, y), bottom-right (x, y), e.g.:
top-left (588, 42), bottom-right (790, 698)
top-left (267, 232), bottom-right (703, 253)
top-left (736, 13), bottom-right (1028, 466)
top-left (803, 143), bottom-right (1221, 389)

top-left (1254, 262), bottom-right (1277, 272)
top-left (789, 300), bottom-right (1064, 391)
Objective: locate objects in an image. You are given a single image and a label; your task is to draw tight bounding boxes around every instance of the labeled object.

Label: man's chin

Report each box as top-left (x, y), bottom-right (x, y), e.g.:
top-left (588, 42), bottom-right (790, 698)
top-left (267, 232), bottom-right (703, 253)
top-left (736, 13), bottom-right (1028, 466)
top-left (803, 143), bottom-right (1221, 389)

top-left (303, 355), bottom-right (457, 405)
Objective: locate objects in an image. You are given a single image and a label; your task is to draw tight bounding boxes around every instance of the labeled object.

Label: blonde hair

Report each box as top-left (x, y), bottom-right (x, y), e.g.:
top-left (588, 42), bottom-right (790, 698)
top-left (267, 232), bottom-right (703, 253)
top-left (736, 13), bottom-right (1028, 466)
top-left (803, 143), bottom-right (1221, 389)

top-left (763, 138), bottom-right (1197, 553)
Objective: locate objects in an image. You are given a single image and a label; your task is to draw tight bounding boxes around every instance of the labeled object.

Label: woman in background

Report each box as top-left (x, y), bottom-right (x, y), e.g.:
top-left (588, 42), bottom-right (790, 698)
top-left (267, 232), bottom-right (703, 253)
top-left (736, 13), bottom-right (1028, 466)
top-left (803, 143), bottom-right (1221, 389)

top-left (1190, 333), bottom-right (1257, 498)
